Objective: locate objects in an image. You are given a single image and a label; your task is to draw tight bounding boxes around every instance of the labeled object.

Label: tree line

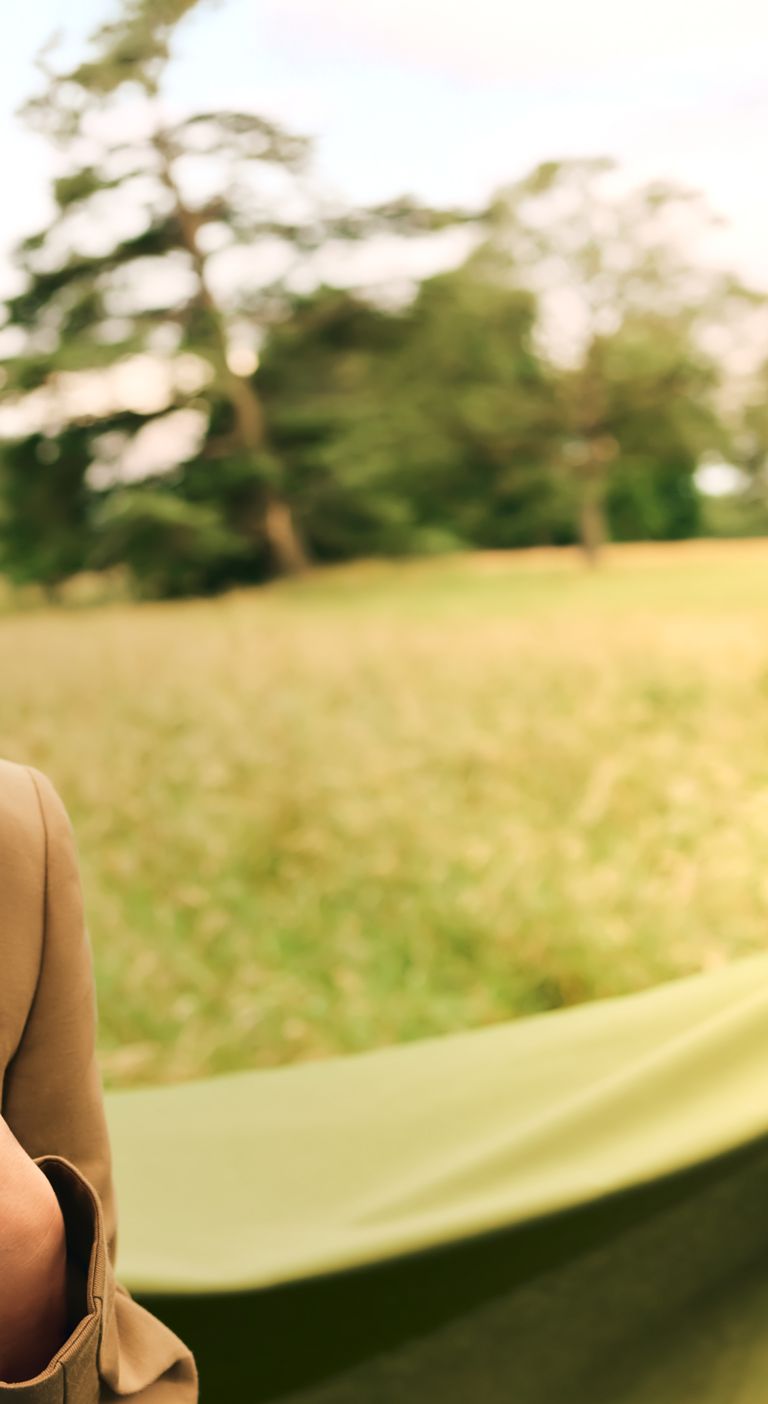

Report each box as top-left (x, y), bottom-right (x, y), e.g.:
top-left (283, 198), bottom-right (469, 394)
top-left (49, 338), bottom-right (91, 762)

top-left (2, 0), bottom-right (768, 600)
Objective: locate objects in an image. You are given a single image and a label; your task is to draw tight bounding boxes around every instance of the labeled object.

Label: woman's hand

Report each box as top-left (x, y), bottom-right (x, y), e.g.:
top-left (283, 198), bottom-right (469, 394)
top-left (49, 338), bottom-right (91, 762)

top-left (0, 1116), bottom-right (68, 1382)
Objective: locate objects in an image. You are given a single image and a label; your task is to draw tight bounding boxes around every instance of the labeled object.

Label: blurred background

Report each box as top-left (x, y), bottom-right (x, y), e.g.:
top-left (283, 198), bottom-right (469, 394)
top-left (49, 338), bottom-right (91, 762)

top-left (3, 0), bottom-right (768, 1088)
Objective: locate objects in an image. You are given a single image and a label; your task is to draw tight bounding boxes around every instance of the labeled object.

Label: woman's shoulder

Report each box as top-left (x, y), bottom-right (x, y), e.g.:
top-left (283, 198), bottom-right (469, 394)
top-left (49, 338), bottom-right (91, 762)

top-left (0, 758), bottom-right (45, 865)
top-left (0, 760), bottom-right (51, 1066)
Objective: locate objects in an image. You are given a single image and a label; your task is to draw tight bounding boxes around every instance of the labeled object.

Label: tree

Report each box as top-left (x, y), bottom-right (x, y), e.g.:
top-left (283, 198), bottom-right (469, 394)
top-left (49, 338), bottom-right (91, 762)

top-left (360, 264), bottom-right (566, 551)
top-left (250, 266), bottom-right (564, 559)
top-left (0, 429), bottom-right (94, 598)
top-left (0, 0), bottom-right (469, 592)
top-left (597, 316), bottom-right (729, 541)
top-left (471, 158), bottom-right (757, 562)
top-left (698, 355), bottom-right (768, 538)
top-left (251, 285), bottom-right (424, 560)
top-left (250, 261), bottom-right (723, 560)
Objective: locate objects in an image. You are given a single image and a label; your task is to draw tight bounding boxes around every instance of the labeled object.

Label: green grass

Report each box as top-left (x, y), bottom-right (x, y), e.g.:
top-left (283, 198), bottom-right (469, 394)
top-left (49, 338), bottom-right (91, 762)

top-left (4, 538), bottom-right (768, 1088)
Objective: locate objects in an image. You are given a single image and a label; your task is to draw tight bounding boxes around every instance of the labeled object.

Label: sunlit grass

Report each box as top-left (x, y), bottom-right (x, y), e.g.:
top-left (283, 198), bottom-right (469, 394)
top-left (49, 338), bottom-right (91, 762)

top-left (3, 538), bottom-right (768, 1087)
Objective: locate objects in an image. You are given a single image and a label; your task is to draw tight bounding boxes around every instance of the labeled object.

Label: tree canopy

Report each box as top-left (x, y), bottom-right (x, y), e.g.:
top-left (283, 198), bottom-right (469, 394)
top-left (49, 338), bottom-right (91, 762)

top-left (1, 6), bottom-right (766, 598)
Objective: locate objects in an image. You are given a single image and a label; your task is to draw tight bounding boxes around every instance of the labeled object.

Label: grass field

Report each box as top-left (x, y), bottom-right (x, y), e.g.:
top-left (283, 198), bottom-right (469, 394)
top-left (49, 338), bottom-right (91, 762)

top-left (3, 538), bottom-right (768, 1089)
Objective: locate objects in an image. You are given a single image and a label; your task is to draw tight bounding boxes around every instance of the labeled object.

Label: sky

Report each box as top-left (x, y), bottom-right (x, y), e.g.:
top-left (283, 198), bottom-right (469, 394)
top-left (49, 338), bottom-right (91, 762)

top-left (2, 0), bottom-right (768, 290)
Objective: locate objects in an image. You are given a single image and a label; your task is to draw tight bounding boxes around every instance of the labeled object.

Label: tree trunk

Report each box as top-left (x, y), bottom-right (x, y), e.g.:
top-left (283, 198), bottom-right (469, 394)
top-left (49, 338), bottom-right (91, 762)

top-left (155, 131), bottom-right (309, 578)
top-left (574, 433), bottom-right (617, 568)
top-left (223, 368), bottom-right (310, 575)
top-left (578, 487), bottom-right (607, 567)
top-left (263, 494), bottom-right (309, 575)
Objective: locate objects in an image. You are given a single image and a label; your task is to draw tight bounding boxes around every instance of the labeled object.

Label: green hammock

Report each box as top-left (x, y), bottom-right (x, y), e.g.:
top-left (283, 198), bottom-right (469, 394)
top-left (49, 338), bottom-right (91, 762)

top-left (105, 953), bottom-right (768, 1402)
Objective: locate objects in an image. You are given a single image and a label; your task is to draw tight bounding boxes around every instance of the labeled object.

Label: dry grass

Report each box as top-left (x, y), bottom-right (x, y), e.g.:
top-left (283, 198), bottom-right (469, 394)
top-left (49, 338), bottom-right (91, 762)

top-left (3, 539), bottom-right (768, 1087)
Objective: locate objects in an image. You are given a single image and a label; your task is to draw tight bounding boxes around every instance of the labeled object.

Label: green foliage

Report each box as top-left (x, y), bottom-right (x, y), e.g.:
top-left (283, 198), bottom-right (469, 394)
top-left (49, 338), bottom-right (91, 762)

top-left (24, 0), bottom-right (205, 129)
top-left (698, 488), bottom-right (768, 539)
top-left (0, 431), bottom-right (93, 592)
top-left (251, 271), bottom-right (568, 558)
top-left (253, 286), bottom-right (424, 558)
top-left (2, 0), bottom-right (765, 596)
top-left (583, 316), bottom-right (725, 542)
top-left (88, 488), bottom-right (246, 597)
top-left (607, 458), bottom-right (700, 542)
top-left (369, 268), bottom-right (568, 550)
top-left (2, 0), bottom-right (474, 589)
top-left (473, 160), bottom-right (756, 557)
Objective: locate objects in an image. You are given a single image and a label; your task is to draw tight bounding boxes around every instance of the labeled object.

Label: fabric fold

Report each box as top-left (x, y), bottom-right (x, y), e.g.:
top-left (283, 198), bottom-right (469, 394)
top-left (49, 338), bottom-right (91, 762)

top-left (108, 950), bottom-right (768, 1295)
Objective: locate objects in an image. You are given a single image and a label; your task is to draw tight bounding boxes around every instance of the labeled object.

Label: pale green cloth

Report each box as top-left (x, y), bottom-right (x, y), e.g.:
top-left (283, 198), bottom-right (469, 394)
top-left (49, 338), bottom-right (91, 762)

top-left (107, 953), bottom-right (768, 1401)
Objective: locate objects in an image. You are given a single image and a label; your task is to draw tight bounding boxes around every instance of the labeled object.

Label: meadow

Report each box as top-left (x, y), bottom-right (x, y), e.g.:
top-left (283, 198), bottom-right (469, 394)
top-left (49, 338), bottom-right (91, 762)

top-left (3, 538), bottom-right (768, 1089)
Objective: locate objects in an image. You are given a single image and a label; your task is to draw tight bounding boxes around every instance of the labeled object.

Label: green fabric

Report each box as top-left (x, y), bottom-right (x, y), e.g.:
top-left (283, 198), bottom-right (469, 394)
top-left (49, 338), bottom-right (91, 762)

top-left (106, 954), bottom-right (768, 1401)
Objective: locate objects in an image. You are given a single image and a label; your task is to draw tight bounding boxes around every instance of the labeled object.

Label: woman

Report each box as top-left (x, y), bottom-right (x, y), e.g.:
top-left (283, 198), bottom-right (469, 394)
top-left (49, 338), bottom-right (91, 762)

top-left (0, 757), bottom-right (197, 1400)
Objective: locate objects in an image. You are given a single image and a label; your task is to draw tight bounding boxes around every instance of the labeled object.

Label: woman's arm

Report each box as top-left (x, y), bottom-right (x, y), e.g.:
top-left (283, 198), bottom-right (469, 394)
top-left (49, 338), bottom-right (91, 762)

top-left (0, 762), bottom-right (198, 1401)
top-left (0, 1117), bottom-right (68, 1382)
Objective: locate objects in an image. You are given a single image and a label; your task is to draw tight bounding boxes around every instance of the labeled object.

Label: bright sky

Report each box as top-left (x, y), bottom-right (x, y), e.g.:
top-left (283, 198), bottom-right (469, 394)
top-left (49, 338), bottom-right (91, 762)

top-left (2, 0), bottom-right (768, 293)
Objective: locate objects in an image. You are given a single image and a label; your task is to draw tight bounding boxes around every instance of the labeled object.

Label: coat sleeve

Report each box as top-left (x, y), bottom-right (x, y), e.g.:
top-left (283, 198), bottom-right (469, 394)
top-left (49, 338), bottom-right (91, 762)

top-left (0, 764), bottom-right (198, 1402)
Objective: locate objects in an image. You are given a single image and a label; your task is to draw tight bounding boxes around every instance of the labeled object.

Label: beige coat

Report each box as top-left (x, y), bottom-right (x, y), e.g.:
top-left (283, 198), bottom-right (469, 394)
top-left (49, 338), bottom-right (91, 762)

top-left (0, 757), bottom-right (197, 1401)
